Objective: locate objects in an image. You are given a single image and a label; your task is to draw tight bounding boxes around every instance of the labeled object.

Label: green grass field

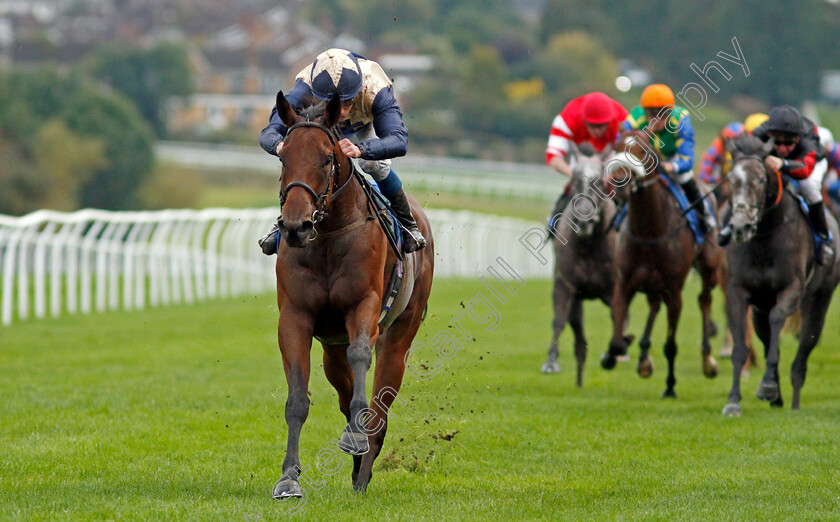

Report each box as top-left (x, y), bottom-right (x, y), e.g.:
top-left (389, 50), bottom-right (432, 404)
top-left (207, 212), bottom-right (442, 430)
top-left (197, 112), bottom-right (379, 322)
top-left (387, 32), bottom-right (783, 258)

top-left (2, 276), bottom-right (840, 520)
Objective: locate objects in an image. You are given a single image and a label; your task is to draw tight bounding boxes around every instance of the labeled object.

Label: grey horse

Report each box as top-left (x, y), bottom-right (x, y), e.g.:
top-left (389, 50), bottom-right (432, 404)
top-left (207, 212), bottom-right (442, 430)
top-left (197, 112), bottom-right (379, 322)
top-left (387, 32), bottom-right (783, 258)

top-left (722, 134), bottom-right (840, 415)
top-left (541, 148), bottom-right (630, 387)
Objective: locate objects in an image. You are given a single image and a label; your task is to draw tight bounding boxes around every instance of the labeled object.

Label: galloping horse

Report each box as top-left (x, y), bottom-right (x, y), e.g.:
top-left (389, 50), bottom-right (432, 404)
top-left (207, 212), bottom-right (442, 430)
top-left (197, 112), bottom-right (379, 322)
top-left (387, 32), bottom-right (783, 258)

top-left (541, 147), bottom-right (627, 387)
top-left (722, 135), bottom-right (840, 415)
top-left (270, 92), bottom-right (434, 496)
top-left (602, 130), bottom-right (722, 398)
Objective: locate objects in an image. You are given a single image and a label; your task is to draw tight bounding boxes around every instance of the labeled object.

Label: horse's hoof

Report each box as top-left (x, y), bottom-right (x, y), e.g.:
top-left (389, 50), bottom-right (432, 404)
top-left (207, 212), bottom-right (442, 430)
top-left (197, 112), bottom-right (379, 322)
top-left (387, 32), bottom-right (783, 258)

top-left (541, 361), bottom-right (560, 374)
top-left (661, 389), bottom-right (677, 399)
top-left (338, 427), bottom-right (370, 455)
top-left (756, 380), bottom-right (780, 402)
top-left (703, 357), bottom-right (719, 378)
top-left (722, 403), bottom-right (742, 417)
top-left (600, 352), bottom-right (617, 370)
top-left (272, 476), bottom-right (303, 501)
top-left (637, 356), bottom-right (654, 378)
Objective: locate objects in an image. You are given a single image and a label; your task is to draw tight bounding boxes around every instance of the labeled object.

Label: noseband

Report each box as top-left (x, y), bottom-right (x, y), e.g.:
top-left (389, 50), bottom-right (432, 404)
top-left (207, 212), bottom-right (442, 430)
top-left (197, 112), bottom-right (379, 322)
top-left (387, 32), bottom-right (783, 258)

top-left (278, 121), bottom-right (355, 224)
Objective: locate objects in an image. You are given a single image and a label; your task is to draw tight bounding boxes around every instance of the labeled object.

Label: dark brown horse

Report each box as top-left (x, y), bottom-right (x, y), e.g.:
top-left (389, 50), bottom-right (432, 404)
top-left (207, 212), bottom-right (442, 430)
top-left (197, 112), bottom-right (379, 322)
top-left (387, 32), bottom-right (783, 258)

top-left (721, 135), bottom-right (840, 415)
top-left (270, 92), bottom-right (434, 496)
top-left (601, 130), bottom-right (723, 398)
top-left (541, 149), bottom-right (626, 387)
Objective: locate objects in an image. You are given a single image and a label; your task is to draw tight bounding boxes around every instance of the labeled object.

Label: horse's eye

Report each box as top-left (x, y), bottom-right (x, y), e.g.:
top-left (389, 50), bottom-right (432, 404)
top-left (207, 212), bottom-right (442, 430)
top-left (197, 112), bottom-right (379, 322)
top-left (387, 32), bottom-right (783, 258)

top-left (325, 156), bottom-right (333, 167)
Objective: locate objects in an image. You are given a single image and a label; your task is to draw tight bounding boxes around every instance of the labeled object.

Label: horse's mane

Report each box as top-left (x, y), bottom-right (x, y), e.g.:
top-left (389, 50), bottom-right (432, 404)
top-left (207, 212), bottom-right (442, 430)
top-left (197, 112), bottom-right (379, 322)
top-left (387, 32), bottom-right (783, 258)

top-left (298, 100), bottom-right (327, 122)
top-left (731, 133), bottom-right (766, 157)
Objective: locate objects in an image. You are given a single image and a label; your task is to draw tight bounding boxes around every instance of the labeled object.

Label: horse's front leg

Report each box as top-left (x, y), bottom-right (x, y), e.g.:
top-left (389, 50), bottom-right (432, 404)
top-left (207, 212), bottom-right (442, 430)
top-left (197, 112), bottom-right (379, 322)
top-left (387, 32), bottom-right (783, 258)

top-left (337, 293), bottom-right (381, 457)
top-left (662, 291), bottom-right (682, 398)
top-left (697, 255), bottom-right (720, 378)
top-left (273, 307), bottom-right (314, 500)
top-left (542, 278), bottom-right (573, 374)
top-left (723, 285), bottom-right (750, 416)
top-left (602, 277), bottom-right (633, 370)
top-left (757, 282), bottom-right (803, 403)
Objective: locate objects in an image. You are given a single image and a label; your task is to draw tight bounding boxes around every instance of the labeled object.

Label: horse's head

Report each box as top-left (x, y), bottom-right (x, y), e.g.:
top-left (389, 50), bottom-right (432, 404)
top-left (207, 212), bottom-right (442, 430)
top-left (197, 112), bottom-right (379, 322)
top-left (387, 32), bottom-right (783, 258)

top-left (567, 144), bottom-right (610, 236)
top-left (606, 130), bottom-right (659, 201)
top-left (275, 91), bottom-right (346, 247)
top-left (725, 134), bottom-right (777, 243)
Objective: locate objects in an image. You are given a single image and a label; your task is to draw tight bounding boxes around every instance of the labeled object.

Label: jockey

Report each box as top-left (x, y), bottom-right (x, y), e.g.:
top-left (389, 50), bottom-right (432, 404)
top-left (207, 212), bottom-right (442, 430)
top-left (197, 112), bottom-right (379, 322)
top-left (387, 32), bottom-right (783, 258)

top-left (698, 122), bottom-right (744, 185)
top-left (257, 48), bottom-right (426, 255)
top-left (545, 92), bottom-right (628, 220)
top-left (720, 105), bottom-right (833, 264)
top-left (818, 126), bottom-right (840, 206)
top-left (698, 113), bottom-right (768, 186)
top-left (622, 84), bottom-right (717, 234)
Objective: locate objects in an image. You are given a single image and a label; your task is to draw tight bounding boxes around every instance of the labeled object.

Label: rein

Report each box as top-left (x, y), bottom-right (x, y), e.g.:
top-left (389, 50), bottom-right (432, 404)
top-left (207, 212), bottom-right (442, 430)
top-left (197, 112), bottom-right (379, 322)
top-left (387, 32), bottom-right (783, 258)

top-left (279, 121), bottom-right (355, 226)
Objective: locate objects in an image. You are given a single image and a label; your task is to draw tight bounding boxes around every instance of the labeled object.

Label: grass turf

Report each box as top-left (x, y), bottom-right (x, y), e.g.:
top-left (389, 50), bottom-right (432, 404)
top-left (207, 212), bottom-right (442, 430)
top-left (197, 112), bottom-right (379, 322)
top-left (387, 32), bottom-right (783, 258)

top-left (1, 276), bottom-right (839, 520)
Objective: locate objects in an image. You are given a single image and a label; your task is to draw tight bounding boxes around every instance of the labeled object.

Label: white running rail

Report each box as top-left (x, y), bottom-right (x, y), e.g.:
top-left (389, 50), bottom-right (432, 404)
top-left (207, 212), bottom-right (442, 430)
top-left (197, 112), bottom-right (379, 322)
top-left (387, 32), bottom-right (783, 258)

top-left (0, 208), bottom-right (550, 326)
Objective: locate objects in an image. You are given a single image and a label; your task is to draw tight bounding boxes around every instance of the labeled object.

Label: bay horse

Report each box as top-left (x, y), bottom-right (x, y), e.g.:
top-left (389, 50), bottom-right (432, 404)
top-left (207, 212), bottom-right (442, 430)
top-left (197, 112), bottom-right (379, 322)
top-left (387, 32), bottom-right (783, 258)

top-left (601, 130), bottom-right (723, 398)
top-left (721, 134), bottom-right (840, 415)
top-left (270, 92), bottom-right (434, 496)
top-left (541, 147), bottom-right (629, 387)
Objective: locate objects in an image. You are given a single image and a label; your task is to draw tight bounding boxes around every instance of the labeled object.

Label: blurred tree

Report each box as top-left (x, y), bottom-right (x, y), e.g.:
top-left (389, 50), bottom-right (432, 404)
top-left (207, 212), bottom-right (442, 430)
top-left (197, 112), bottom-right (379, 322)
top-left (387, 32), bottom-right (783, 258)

top-left (62, 86), bottom-right (155, 210)
top-left (538, 31), bottom-right (618, 102)
top-left (456, 45), bottom-right (508, 134)
top-left (86, 42), bottom-right (193, 136)
top-left (0, 139), bottom-right (48, 215)
top-left (34, 119), bottom-right (109, 211)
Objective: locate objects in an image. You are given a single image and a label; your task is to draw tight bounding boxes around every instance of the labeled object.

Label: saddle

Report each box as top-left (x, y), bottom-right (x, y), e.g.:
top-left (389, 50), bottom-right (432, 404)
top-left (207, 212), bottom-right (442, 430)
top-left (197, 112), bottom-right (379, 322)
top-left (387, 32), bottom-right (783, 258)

top-left (612, 175), bottom-right (712, 244)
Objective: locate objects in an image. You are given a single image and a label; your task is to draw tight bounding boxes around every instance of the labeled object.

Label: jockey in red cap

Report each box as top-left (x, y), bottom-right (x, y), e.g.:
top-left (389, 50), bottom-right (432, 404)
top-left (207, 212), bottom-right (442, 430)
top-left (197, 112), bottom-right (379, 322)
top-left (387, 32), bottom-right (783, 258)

top-left (545, 92), bottom-right (628, 222)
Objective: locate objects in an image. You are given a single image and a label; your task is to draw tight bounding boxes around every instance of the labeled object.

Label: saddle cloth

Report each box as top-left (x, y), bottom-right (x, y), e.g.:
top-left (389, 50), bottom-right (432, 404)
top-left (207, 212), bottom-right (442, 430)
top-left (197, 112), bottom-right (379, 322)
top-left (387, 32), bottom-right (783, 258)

top-left (613, 174), bottom-right (712, 244)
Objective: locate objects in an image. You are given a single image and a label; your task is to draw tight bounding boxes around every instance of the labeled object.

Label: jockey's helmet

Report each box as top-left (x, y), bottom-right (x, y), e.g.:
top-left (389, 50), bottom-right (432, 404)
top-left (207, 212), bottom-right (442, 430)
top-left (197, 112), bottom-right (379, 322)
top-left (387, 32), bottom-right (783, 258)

top-left (310, 48), bottom-right (363, 101)
top-left (640, 84), bottom-right (675, 108)
top-left (721, 122), bottom-right (744, 140)
top-left (765, 105), bottom-right (801, 135)
top-left (743, 113), bottom-right (768, 133)
top-left (582, 92), bottom-right (614, 124)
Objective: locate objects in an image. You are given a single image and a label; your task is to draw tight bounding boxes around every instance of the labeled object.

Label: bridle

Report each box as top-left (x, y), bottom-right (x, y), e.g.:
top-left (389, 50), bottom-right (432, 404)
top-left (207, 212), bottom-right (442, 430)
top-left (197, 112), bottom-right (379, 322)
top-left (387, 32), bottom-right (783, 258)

top-left (727, 154), bottom-right (784, 230)
top-left (278, 121), bottom-right (355, 225)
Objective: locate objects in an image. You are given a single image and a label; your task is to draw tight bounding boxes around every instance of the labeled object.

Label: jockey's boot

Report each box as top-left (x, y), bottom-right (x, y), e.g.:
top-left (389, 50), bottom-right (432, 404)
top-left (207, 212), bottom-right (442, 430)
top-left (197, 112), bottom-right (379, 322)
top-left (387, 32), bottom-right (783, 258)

top-left (808, 201), bottom-right (834, 265)
top-left (258, 217), bottom-right (282, 256)
top-left (388, 188), bottom-right (426, 253)
top-left (681, 178), bottom-right (717, 235)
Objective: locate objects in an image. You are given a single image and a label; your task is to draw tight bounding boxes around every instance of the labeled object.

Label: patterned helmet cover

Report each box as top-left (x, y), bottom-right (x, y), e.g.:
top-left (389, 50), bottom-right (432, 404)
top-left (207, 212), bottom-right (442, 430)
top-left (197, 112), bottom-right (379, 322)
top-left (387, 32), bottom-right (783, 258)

top-left (310, 48), bottom-right (363, 101)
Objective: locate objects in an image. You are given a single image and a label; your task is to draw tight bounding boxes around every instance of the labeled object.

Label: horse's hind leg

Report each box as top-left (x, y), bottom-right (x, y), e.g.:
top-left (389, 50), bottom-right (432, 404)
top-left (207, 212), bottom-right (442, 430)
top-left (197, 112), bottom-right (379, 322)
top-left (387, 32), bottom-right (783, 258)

top-left (697, 264), bottom-right (720, 379)
top-left (322, 345), bottom-right (364, 483)
top-left (752, 310), bottom-right (783, 408)
top-left (757, 282), bottom-right (802, 404)
top-left (273, 310), bottom-right (315, 500)
top-left (354, 299), bottom-right (428, 493)
top-left (697, 245), bottom-right (721, 378)
top-left (637, 294), bottom-right (660, 379)
top-left (568, 298), bottom-right (587, 387)
top-left (791, 290), bottom-right (833, 409)
top-left (542, 282), bottom-right (573, 374)
top-left (662, 292), bottom-right (682, 399)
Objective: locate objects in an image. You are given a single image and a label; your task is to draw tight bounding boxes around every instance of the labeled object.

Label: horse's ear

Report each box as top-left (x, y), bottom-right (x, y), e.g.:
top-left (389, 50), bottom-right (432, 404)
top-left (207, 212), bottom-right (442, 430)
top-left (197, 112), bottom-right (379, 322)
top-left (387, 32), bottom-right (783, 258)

top-left (275, 91), bottom-right (298, 127)
top-left (761, 137), bottom-right (775, 156)
top-left (322, 93), bottom-right (342, 128)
